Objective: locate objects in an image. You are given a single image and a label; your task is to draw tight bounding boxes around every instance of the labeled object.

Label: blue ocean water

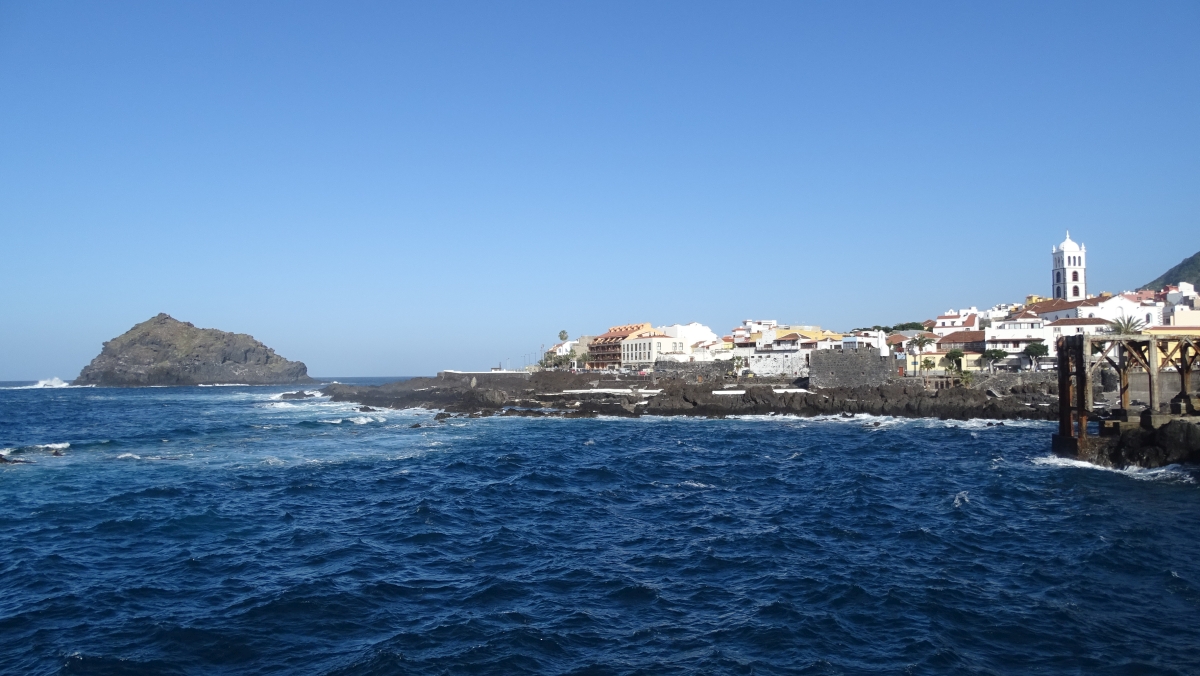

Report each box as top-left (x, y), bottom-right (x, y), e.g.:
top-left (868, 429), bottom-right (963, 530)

top-left (1, 382), bottom-right (1198, 675)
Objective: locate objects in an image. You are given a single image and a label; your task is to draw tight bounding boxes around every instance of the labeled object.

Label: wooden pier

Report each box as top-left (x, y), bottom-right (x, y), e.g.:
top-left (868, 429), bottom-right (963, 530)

top-left (1051, 333), bottom-right (1199, 460)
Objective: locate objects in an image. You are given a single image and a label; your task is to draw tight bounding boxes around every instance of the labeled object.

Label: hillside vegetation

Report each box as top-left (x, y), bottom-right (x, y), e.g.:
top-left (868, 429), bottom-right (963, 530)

top-left (1142, 249), bottom-right (1200, 290)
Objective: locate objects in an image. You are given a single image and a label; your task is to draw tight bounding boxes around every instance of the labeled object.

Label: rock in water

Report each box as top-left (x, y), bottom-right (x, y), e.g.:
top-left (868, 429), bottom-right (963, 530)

top-left (73, 314), bottom-right (313, 387)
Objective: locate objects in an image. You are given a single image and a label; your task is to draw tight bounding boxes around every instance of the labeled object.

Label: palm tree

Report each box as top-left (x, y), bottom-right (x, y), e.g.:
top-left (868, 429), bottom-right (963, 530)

top-left (921, 357), bottom-right (936, 373)
top-left (907, 335), bottom-right (934, 374)
top-left (559, 330), bottom-right (569, 342)
top-left (1108, 315), bottom-right (1145, 336)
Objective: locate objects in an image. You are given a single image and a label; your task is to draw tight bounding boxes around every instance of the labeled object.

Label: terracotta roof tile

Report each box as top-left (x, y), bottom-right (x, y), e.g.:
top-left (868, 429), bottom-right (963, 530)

top-left (937, 330), bottom-right (986, 344)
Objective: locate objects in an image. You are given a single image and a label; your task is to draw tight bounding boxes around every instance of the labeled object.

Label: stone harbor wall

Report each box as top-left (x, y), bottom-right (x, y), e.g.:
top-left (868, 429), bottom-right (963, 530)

top-left (810, 349), bottom-right (896, 389)
top-left (968, 371), bottom-right (1057, 395)
top-left (650, 360), bottom-right (736, 384)
top-left (747, 352), bottom-right (810, 378)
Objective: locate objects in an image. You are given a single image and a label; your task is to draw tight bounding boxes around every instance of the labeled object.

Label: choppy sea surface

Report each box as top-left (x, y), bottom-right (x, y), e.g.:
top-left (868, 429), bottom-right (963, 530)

top-left (1, 380), bottom-right (1199, 675)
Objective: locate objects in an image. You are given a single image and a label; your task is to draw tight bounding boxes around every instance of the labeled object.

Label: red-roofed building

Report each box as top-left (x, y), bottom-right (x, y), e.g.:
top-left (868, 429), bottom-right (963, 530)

top-left (932, 312), bottom-right (979, 337)
top-left (587, 323), bottom-right (651, 369)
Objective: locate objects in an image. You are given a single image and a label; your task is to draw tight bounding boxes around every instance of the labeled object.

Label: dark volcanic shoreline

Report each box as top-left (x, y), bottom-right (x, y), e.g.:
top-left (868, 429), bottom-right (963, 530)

top-left (323, 371), bottom-right (1060, 421)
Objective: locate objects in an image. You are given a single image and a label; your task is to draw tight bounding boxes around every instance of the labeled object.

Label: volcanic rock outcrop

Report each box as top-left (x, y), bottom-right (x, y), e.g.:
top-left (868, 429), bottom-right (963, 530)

top-left (74, 314), bottom-right (313, 387)
top-left (322, 371), bottom-right (1060, 421)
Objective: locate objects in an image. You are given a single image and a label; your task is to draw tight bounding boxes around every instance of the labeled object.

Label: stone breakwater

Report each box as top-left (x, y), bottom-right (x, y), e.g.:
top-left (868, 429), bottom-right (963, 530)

top-left (323, 371), bottom-right (1060, 422)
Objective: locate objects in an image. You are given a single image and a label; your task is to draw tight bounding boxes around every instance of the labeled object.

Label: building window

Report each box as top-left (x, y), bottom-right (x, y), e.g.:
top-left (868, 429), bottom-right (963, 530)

top-left (1056, 271), bottom-right (1061, 283)
top-left (1072, 286), bottom-right (1079, 297)
top-left (1072, 271), bottom-right (1079, 282)
top-left (1146, 313), bottom-right (1152, 324)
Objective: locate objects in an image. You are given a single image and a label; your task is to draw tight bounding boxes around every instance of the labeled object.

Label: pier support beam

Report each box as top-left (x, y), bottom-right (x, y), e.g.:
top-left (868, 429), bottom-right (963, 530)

top-left (1075, 336), bottom-right (1090, 439)
top-left (1057, 337), bottom-right (1072, 439)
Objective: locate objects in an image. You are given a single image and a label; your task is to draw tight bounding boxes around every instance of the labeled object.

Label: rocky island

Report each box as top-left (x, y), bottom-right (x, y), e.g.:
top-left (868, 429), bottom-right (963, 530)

top-left (74, 314), bottom-right (313, 387)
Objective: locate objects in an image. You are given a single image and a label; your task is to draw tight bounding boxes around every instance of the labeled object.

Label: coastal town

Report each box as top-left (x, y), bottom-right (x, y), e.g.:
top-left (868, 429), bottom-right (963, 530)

top-left (539, 232), bottom-right (1200, 379)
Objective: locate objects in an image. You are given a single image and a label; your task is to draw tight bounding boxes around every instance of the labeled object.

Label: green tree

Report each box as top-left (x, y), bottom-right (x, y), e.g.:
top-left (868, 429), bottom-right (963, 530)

top-left (944, 348), bottom-right (965, 373)
top-left (982, 349), bottom-right (1009, 373)
top-left (1023, 342), bottom-right (1049, 371)
top-left (907, 335), bottom-right (935, 375)
top-left (921, 357), bottom-right (935, 373)
top-left (1108, 316), bottom-right (1145, 336)
top-left (558, 330), bottom-right (569, 342)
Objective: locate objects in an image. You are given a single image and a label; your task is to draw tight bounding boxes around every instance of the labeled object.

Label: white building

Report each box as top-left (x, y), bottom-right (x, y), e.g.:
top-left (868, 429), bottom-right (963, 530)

top-left (841, 330), bottom-right (890, 355)
top-left (932, 311), bottom-right (979, 337)
top-left (1051, 231), bottom-right (1087, 300)
top-left (548, 340), bottom-right (578, 357)
top-left (978, 303), bottom-right (1021, 322)
top-left (1047, 317), bottom-right (1112, 337)
top-left (620, 329), bottom-right (674, 369)
top-left (731, 319), bottom-right (778, 344)
top-left (1029, 295), bottom-right (1136, 324)
top-left (747, 331), bottom-right (810, 377)
top-left (649, 323), bottom-right (732, 363)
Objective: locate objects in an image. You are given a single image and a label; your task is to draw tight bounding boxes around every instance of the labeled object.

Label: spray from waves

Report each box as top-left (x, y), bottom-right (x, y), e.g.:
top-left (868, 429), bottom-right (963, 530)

top-left (4, 443), bottom-right (70, 454)
top-left (4, 378), bottom-right (93, 390)
top-left (1032, 456), bottom-right (1197, 483)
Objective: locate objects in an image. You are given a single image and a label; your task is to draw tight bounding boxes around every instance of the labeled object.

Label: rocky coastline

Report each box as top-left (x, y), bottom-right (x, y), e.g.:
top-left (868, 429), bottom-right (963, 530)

top-left (323, 370), bottom-right (1060, 422)
top-left (74, 314), bottom-right (313, 387)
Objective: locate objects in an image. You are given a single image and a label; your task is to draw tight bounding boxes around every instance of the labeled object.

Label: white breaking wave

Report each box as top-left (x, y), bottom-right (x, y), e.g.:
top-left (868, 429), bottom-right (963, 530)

top-left (116, 453), bottom-right (141, 460)
top-left (1032, 456), bottom-right (1197, 483)
top-left (953, 491), bottom-right (970, 507)
top-left (198, 384), bottom-right (250, 387)
top-left (4, 378), bottom-right (92, 390)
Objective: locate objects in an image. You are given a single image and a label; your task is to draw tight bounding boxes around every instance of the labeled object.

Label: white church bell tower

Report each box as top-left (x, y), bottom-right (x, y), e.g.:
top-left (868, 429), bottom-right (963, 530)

top-left (1051, 231), bottom-right (1086, 300)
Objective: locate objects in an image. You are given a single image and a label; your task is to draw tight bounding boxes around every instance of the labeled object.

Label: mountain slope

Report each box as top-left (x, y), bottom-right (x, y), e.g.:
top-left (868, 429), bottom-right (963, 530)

top-left (1141, 249), bottom-right (1200, 290)
top-left (74, 313), bottom-right (313, 387)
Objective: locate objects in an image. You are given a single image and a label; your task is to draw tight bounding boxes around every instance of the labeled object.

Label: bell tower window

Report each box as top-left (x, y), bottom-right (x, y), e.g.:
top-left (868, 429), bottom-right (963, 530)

top-left (1072, 271), bottom-right (1078, 282)
top-left (1072, 285), bottom-right (1080, 297)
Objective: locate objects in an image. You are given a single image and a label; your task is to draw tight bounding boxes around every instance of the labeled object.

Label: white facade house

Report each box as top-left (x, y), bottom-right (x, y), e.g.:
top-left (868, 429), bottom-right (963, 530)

top-left (548, 340), bottom-right (578, 357)
top-left (620, 330), bottom-right (675, 368)
top-left (747, 331), bottom-right (811, 377)
top-left (979, 303), bottom-right (1021, 322)
top-left (1051, 231), bottom-right (1087, 300)
top-left (842, 330), bottom-right (890, 356)
top-left (649, 322), bottom-right (723, 362)
top-left (731, 319), bottom-right (778, 344)
top-left (1047, 317), bottom-right (1112, 337)
top-left (979, 312), bottom-right (1049, 370)
top-left (683, 339), bottom-right (734, 362)
top-left (932, 311), bottom-right (979, 337)
top-left (1146, 302), bottom-right (1167, 327)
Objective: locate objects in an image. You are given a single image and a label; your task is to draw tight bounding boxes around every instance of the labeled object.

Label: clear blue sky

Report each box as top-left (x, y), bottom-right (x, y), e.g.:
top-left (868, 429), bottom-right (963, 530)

top-left (2, 1), bottom-right (1197, 379)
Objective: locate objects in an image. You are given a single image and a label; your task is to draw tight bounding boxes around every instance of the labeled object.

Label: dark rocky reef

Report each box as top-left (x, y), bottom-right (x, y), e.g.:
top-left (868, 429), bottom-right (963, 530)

top-left (323, 371), bottom-right (1059, 422)
top-left (1075, 420), bottom-right (1200, 469)
top-left (74, 314), bottom-right (313, 387)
